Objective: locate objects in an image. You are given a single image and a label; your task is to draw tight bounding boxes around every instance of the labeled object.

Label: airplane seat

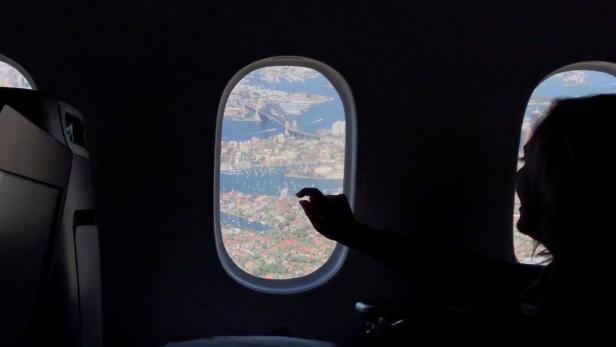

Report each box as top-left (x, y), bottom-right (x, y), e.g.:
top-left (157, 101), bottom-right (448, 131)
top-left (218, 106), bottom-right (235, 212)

top-left (0, 87), bottom-right (103, 347)
top-left (164, 336), bottom-right (338, 347)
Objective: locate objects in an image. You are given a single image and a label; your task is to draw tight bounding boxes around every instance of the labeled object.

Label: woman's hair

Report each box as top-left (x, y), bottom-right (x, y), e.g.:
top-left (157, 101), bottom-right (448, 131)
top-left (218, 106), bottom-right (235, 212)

top-left (524, 94), bottom-right (616, 260)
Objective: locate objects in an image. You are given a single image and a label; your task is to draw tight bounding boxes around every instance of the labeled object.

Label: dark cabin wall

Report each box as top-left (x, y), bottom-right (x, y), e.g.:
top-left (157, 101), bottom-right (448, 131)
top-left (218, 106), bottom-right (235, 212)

top-left (2, 1), bottom-right (616, 346)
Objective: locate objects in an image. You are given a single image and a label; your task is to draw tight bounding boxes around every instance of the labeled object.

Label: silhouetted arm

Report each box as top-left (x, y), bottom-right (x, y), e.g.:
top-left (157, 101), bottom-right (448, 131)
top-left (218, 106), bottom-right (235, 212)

top-left (296, 187), bottom-right (382, 251)
top-left (296, 188), bottom-right (539, 300)
top-left (297, 187), bottom-right (449, 260)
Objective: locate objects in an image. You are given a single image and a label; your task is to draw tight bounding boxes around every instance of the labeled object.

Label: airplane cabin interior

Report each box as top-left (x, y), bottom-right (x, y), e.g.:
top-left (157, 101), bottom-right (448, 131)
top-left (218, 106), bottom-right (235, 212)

top-left (1, 1), bottom-right (615, 346)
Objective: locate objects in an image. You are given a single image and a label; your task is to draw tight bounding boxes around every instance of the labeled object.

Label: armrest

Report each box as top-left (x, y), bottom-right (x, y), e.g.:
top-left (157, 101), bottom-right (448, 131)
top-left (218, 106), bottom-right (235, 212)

top-left (355, 302), bottom-right (507, 317)
top-left (355, 302), bottom-right (416, 318)
top-left (354, 302), bottom-right (413, 340)
top-left (355, 301), bottom-right (516, 346)
top-left (355, 301), bottom-right (509, 339)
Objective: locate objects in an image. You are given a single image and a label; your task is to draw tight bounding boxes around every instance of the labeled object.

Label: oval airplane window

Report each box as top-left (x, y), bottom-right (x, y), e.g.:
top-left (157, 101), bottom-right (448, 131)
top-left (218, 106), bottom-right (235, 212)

top-left (514, 66), bottom-right (616, 264)
top-left (0, 55), bottom-right (36, 90)
top-left (214, 57), bottom-right (355, 293)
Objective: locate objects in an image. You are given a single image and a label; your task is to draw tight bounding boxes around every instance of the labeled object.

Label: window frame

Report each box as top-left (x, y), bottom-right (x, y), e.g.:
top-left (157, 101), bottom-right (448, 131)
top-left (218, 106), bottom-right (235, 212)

top-left (508, 61), bottom-right (616, 263)
top-left (0, 54), bottom-right (37, 90)
top-left (213, 56), bottom-right (357, 294)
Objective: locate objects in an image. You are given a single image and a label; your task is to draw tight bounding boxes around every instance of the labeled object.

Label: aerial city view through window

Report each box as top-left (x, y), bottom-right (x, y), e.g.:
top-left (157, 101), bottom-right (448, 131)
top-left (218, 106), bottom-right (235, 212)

top-left (514, 70), bottom-right (616, 264)
top-left (219, 66), bottom-right (345, 279)
top-left (0, 60), bottom-right (33, 89)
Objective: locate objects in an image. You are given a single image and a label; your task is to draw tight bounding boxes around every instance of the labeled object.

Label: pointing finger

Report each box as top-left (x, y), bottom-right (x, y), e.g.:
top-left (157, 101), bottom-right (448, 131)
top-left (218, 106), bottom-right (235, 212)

top-left (296, 187), bottom-right (325, 199)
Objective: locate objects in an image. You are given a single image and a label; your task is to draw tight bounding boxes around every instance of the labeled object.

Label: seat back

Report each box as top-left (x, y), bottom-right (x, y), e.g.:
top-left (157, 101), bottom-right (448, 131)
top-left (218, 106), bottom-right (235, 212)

top-left (0, 88), bottom-right (103, 347)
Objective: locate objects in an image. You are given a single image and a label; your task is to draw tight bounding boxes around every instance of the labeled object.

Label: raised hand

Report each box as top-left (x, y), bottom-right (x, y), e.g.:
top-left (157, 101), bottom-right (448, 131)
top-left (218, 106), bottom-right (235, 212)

top-left (296, 187), bottom-right (356, 243)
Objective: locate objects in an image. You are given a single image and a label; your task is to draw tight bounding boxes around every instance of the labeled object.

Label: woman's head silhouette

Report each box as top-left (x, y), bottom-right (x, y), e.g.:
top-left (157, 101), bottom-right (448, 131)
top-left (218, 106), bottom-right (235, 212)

top-left (516, 94), bottom-right (616, 261)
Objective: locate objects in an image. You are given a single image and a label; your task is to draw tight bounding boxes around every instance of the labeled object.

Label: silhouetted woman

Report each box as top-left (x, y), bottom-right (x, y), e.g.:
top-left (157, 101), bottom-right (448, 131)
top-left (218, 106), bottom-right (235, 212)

top-left (297, 94), bottom-right (615, 341)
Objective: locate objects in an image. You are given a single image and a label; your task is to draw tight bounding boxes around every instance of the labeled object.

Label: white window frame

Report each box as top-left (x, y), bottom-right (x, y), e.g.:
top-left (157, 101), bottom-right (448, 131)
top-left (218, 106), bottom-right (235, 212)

top-left (0, 54), bottom-right (37, 90)
top-left (213, 56), bottom-right (357, 294)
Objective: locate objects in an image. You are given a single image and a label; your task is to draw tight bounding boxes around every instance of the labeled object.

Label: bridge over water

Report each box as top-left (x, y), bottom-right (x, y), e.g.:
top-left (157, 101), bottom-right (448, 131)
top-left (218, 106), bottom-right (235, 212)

top-left (244, 104), bottom-right (320, 139)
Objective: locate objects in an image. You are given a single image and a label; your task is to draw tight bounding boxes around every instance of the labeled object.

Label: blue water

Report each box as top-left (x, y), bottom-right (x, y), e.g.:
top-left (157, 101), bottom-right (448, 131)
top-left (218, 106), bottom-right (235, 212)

top-left (220, 167), bottom-right (343, 196)
top-left (524, 70), bottom-right (616, 118)
top-left (220, 213), bottom-right (271, 231)
top-left (221, 71), bottom-right (345, 141)
top-left (219, 70), bottom-right (345, 229)
top-left (532, 70), bottom-right (616, 99)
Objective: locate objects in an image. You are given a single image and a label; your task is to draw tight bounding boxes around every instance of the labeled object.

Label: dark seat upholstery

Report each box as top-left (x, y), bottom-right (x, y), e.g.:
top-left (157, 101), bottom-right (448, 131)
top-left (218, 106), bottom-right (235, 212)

top-left (0, 88), bottom-right (102, 347)
top-left (164, 336), bottom-right (338, 347)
